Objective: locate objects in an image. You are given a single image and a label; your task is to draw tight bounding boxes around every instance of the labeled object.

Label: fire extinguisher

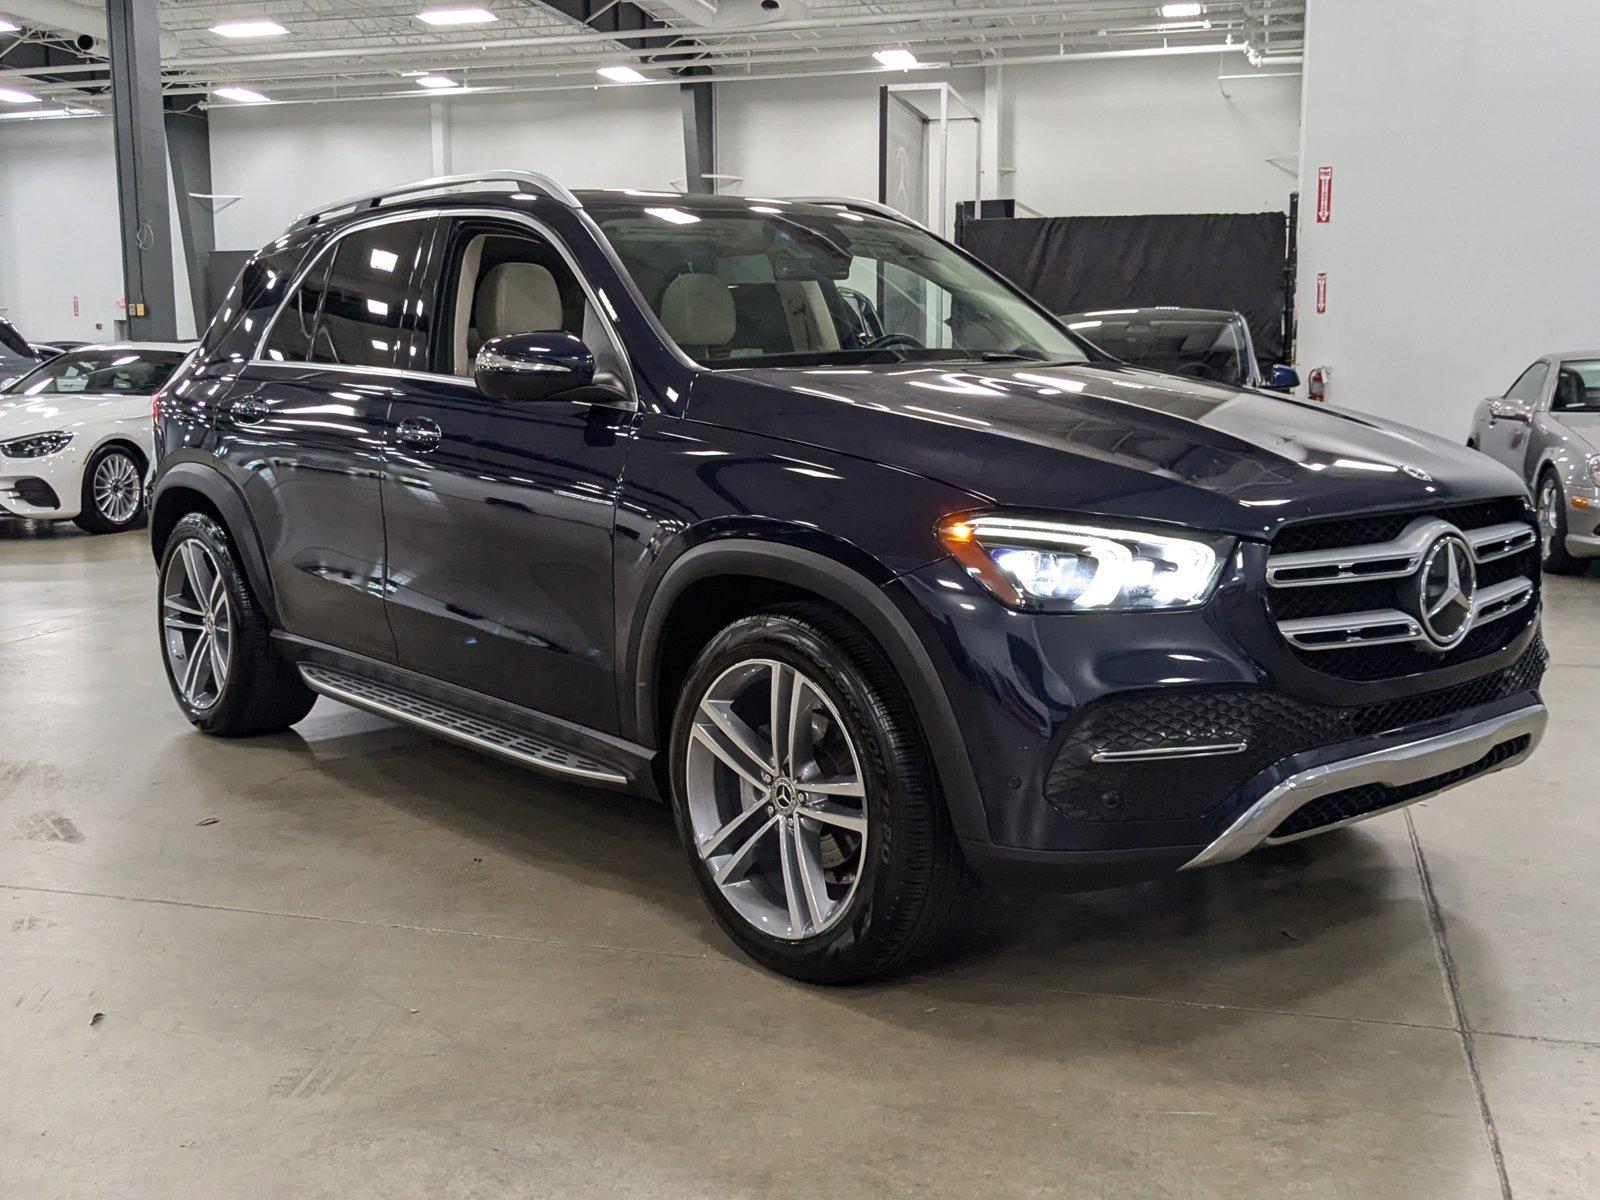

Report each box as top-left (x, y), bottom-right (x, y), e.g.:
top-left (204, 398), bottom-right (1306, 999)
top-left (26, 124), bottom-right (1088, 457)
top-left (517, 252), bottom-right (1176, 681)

top-left (1308, 366), bottom-right (1330, 403)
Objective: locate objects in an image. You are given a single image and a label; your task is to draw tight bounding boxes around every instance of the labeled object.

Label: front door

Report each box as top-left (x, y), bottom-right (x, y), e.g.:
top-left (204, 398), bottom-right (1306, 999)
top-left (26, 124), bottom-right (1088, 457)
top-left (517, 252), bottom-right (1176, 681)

top-left (380, 213), bottom-right (636, 733)
top-left (214, 213), bottom-right (435, 661)
top-left (1483, 360), bottom-right (1547, 474)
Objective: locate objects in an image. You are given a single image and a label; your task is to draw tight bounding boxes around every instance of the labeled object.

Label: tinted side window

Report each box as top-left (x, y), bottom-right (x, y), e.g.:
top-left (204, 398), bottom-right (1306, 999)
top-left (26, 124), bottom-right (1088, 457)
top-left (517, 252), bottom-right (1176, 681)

top-left (1505, 362), bottom-right (1548, 404)
top-left (262, 249), bottom-right (332, 363)
top-left (309, 220), bottom-right (428, 369)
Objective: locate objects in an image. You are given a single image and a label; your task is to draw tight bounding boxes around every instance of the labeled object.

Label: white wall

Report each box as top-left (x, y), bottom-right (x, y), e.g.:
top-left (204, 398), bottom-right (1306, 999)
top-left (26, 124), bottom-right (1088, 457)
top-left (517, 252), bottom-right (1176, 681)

top-left (0, 54), bottom-right (1302, 333)
top-left (0, 118), bottom-right (125, 341)
top-left (1294, 0), bottom-right (1600, 437)
top-left (1003, 53), bottom-right (1302, 216)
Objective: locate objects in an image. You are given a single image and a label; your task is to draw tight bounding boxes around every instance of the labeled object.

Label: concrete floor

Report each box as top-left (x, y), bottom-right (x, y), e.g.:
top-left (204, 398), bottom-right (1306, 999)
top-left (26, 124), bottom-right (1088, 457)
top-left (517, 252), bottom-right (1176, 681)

top-left (1, 519), bottom-right (1596, 1200)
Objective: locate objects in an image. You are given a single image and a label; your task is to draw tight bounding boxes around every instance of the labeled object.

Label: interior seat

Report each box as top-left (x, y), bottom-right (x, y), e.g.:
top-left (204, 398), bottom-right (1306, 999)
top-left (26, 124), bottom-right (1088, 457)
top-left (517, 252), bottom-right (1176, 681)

top-left (659, 274), bottom-right (736, 357)
top-left (466, 261), bottom-right (564, 367)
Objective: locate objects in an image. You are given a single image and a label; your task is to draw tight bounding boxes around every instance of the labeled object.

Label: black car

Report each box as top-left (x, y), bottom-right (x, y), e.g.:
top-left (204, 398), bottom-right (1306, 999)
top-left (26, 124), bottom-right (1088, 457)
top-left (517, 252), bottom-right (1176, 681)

top-left (150, 173), bottom-right (1548, 982)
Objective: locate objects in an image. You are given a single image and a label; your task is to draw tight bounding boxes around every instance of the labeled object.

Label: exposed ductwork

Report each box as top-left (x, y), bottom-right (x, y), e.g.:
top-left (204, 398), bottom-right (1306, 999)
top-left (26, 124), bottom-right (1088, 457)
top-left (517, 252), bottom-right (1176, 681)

top-left (639, 0), bottom-right (812, 28)
top-left (0, 0), bottom-right (180, 57)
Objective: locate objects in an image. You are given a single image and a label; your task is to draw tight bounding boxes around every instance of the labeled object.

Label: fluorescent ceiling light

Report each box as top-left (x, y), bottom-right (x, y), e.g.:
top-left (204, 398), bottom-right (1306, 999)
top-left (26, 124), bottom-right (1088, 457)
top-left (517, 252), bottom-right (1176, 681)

top-left (1158, 19), bottom-right (1211, 30)
top-left (1160, 2), bottom-right (1204, 16)
top-left (209, 20), bottom-right (288, 38)
top-left (597, 65), bottom-right (646, 84)
top-left (415, 7), bottom-right (497, 25)
top-left (0, 88), bottom-right (40, 103)
top-left (0, 19), bottom-right (19, 33)
top-left (416, 74), bottom-right (460, 89)
top-left (644, 207), bottom-right (700, 225)
top-left (213, 86), bottom-right (271, 104)
top-left (873, 48), bottom-right (919, 70)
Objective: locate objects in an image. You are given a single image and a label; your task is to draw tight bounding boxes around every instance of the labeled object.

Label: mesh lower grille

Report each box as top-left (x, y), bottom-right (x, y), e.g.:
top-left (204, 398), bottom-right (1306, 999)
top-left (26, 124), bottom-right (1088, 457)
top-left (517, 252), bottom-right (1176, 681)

top-left (1043, 636), bottom-right (1546, 823)
top-left (1269, 734), bottom-right (1532, 840)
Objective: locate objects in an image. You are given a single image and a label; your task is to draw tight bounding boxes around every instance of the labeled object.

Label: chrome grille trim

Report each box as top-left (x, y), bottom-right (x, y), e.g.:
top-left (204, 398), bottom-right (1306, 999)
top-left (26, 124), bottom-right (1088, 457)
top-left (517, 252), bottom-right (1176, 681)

top-left (1266, 516), bottom-right (1534, 589)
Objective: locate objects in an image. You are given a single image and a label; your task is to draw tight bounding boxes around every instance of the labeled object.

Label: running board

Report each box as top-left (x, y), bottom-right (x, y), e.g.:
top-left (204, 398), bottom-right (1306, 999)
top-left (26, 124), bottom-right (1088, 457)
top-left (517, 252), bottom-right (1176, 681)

top-left (298, 664), bottom-right (630, 786)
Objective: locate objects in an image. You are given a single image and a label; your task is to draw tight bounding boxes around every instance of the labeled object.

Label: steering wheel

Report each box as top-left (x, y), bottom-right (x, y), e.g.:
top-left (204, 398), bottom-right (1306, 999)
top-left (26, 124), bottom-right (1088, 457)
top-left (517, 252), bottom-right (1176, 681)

top-left (862, 332), bottom-right (925, 352)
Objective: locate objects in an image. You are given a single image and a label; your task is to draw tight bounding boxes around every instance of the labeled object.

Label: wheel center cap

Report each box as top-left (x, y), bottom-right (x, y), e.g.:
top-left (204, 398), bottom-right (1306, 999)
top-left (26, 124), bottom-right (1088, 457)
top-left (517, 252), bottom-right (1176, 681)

top-left (772, 777), bottom-right (799, 813)
top-left (203, 614), bottom-right (216, 636)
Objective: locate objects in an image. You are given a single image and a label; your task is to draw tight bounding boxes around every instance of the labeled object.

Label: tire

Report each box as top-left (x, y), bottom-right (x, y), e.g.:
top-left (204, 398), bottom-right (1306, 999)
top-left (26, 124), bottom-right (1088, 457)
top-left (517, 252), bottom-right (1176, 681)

top-left (668, 603), bottom-right (973, 983)
top-left (73, 444), bottom-right (146, 534)
top-left (157, 512), bottom-right (317, 735)
top-left (1537, 471), bottom-right (1588, 575)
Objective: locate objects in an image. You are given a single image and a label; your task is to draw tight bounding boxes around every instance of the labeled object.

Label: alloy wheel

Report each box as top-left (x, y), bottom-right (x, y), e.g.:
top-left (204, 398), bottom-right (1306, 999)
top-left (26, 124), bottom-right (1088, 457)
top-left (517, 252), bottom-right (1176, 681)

top-left (684, 658), bottom-right (869, 941)
top-left (1539, 479), bottom-right (1561, 559)
top-left (161, 539), bottom-right (233, 710)
top-left (93, 451), bottom-right (142, 525)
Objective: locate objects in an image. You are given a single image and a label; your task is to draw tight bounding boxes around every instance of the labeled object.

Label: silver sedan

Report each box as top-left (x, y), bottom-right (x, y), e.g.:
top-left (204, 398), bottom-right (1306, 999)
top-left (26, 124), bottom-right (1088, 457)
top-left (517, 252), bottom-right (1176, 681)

top-left (1468, 352), bottom-right (1600, 575)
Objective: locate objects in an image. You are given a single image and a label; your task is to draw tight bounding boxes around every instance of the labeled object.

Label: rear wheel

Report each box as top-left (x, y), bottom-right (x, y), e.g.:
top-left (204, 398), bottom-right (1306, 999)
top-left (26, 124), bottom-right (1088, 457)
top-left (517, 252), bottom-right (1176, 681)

top-left (669, 604), bottom-right (971, 983)
top-left (73, 444), bottom-right (145, 533)
top-left (1538, 471), bottom-right (1588, 575)
top-left (158, 512), bottom-right (317, 735)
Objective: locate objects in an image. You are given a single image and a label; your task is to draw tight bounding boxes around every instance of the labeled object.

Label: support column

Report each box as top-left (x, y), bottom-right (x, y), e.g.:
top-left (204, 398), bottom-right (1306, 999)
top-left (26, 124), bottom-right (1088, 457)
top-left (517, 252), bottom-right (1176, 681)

top-left (106, 0), bottom-right (177, 340)
top-left (980, 65), bottom-right (1006, 203)
top-left (429, 98), bottom-right (452, 176)
top-left (680, 80), bottom-right (715, 195)
top-left (164, 102), bottom-right (213, 332)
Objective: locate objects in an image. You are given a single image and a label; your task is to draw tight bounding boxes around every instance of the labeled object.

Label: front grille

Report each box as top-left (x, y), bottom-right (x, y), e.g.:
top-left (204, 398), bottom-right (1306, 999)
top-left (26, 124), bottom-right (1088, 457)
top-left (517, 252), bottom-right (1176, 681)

top-left (1266, 498), bottom-right (1539, 680)
top-left (1043, 636), bottom-right (1546, 823)
top-left (1268, 734), bottom-right (1532, 840)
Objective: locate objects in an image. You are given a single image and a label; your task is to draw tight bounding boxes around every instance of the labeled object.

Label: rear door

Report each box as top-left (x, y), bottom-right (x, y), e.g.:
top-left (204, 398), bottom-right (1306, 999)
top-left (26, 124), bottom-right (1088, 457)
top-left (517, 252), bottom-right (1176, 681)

top-left (215, 213), bottom-right (436, 661)
top-left (379, 211), bottom-right (635, 732)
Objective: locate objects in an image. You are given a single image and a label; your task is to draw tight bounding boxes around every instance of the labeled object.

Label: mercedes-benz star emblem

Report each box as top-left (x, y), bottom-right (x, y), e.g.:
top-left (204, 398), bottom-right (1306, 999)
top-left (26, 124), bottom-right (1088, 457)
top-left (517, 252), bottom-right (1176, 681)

top-left (1410, 533), bottom-right (1476, 650)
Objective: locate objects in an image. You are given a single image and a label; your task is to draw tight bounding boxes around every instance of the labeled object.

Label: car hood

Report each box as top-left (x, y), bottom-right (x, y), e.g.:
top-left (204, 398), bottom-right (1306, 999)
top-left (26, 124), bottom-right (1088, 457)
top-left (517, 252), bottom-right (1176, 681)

top-left (0, 393), bottom-right (150, 439)
top-left (687, 361), bottom-right (1529, 541)
top-left (1552, 411), bottom-right (1600, 447)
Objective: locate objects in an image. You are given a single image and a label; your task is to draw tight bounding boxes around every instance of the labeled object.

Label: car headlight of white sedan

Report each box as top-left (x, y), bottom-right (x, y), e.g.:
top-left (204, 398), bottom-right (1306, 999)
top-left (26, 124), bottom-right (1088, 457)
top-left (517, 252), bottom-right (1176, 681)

top-left (0, 430), bottom-right (74, 458)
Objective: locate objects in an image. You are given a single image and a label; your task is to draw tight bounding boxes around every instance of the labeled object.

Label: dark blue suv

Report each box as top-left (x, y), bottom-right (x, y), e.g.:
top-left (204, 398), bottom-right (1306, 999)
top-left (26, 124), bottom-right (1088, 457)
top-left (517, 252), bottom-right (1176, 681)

top-left (150, 173), bottom-right (1548, 982)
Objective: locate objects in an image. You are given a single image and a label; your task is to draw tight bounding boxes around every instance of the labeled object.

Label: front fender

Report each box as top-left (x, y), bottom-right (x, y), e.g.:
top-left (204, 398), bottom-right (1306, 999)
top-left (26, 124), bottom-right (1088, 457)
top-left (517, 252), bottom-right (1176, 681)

top-left (626, 538), bottom-right (988, 841)
top-left (149, 458), bottom-right (280, 626)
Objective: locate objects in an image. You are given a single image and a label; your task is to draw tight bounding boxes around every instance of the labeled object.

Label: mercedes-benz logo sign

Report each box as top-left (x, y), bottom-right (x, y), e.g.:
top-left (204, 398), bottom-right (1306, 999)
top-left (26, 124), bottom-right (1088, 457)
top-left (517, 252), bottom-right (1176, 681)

top-left (1409, 533), bottom-right (1477, 650)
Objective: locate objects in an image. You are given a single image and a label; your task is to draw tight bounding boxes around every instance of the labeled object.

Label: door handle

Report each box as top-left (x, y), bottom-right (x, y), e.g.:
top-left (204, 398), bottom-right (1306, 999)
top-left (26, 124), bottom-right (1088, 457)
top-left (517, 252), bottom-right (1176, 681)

top-left (395, 416), bottom-right (442, 453)
top-left (229, 397), bottom-right (269, 425)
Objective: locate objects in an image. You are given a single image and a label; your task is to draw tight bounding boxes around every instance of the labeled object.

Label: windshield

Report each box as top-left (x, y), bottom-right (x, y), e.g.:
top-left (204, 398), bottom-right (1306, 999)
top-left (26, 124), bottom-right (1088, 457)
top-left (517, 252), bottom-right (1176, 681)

top-left (589, 200), bottom-right (1089, 369)
top-left (9, 348), bottom-right (186, 396)
top-left (1064, 311), bottom-right (1251, 387)
top-left (1554, 360), bottom-right (1600, 413)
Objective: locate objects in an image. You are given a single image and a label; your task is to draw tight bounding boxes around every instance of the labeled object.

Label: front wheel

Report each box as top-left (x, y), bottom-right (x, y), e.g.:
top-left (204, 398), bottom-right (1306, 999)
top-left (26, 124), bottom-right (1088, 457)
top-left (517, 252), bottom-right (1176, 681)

top-left (73, 444), bottom-right (145, 533)
top-left (1538, 472), bottom-right (1588, 575)
top-left (668, 604), bottom-right (971, 983)
top-left (158, 512), bottom-right (317, 735)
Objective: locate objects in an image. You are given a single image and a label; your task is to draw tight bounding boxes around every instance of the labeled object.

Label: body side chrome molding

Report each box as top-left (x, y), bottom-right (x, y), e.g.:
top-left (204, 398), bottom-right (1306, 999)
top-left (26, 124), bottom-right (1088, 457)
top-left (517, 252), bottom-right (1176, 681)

top-left (1182, 703), bottom-right (1547, 871)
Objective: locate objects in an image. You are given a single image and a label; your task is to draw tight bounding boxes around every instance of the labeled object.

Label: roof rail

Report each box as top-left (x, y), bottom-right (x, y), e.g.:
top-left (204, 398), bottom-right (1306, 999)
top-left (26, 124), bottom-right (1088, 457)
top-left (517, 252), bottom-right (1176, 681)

top-left (784, 195), bottom-right (929, 231)
top-left (290, 171), bottom-right (582, 230)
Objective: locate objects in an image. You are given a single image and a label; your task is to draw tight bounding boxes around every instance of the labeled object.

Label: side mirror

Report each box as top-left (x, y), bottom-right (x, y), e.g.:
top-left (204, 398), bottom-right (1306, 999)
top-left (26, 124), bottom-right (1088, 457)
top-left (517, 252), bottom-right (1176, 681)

top-left (475, 331), bottom-right (595, 403)
top-left (1488, 398), bottom-right (1532, 423)
top-left (1267, 364), bottom-right (1300, 391)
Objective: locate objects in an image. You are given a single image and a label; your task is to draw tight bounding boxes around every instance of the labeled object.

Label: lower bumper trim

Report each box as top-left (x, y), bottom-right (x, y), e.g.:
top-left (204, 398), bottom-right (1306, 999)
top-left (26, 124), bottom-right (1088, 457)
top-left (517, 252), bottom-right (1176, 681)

top-left (1181, 702), bottom-right (1547, 871)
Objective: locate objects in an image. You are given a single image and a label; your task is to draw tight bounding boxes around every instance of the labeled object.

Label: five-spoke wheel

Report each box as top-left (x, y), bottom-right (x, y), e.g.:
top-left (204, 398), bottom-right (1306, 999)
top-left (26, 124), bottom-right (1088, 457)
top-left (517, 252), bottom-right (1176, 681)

top-left (161, 538), bottom-right (232, 711)
top-left (670, 605), bottom-right (970, 983)
top-left (685, 658), bottom-right (869, 940)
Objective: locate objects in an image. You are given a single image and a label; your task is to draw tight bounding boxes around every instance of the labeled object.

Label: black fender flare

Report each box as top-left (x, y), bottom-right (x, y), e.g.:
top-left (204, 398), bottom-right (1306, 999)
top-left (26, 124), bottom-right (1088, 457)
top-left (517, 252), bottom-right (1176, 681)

top-left (149, 461), bottom-right (280, 627)
top-left (628, 540), bottom-right (988, 841)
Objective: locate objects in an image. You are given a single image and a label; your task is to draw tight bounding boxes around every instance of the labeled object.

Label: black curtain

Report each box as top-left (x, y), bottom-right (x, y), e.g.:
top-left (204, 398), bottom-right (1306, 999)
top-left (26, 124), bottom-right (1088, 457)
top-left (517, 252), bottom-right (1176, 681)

top-left (959, 212), bottom-right (1290, 363)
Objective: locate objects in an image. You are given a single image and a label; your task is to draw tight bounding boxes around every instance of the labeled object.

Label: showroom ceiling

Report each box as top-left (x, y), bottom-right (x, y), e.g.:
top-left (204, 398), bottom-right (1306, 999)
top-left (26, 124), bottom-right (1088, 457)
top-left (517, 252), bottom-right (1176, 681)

top-left (0, 0), bottom-right (1304, 115)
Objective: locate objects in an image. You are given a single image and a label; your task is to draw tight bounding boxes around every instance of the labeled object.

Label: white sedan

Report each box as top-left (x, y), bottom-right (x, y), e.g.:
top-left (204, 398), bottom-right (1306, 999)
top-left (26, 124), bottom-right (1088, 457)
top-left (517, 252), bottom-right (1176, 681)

top-left (0, 342), bottom-right (192, 533)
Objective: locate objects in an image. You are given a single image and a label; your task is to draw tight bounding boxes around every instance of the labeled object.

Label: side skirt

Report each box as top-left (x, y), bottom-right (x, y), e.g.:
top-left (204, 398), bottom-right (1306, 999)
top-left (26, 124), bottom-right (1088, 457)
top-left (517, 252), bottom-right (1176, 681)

top-left (273, 633), bottom-right (656, 794)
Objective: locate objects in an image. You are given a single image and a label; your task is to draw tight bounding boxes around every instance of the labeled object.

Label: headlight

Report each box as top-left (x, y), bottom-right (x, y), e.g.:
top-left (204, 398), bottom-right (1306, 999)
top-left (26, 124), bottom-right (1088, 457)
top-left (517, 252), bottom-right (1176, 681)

top-left (1588, 454), bottom-right (1600, 488)
top-left (938, 513), bottom-right (1232, 612)
top-left (0, 430), bottom-right (73, 458)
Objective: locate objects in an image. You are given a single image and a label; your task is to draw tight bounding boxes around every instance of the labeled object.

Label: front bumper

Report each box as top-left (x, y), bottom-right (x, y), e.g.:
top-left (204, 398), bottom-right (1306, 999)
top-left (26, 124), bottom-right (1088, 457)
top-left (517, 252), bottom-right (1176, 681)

top-left (0, 446), bottom-right (86, 519)
top-left (888, 548), bottom-right (1547, 890)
